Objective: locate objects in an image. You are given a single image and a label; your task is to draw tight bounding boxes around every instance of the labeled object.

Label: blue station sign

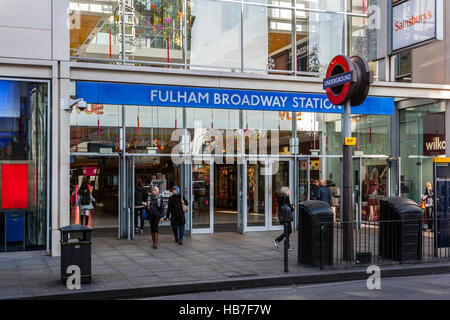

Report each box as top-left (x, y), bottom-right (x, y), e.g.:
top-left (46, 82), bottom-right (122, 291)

top-left (76, 82), bottom-right (394, 115)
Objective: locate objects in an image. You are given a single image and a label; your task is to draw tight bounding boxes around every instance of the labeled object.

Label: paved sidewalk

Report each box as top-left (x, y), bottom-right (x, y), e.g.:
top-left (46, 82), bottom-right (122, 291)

top-left (0, 230), bottom-right (449, 299)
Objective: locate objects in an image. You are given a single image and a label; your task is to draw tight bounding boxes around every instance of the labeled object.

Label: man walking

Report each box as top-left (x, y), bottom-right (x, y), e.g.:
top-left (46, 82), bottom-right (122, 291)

top-left (317, 180), bottom-right (332, 205)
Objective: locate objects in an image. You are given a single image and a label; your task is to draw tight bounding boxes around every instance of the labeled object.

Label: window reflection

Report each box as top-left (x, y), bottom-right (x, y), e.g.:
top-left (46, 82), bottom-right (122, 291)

top-left (69, 0), bottom-right (371, 76)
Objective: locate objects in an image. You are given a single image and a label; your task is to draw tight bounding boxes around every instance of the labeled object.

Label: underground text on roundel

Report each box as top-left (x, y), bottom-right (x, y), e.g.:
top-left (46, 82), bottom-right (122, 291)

top-left (323, 72), bottom-right (353, 89)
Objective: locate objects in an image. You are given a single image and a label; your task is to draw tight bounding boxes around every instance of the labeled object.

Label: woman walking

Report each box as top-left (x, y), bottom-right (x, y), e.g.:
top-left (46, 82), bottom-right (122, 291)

top-left (422, 181), bottom-right (434, 231)
top-left (273, 186), bottom-right (295, 250)
top-left (147, 186), bottom-right (164, 249)
top-left (134, 178), bottom-right (148, 234)
top-left (167, 186), bottom-right (188, 245)
top-left (75, 179), bottom-right (95, 226)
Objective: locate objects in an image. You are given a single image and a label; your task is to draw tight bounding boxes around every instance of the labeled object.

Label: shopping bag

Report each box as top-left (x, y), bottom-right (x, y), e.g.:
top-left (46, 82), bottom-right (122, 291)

top-left (142, 208), bottom-right (148, 220)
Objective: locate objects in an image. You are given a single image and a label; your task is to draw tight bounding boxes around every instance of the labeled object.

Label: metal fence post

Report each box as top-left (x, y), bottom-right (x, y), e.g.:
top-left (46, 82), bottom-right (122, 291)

top-left (320, 223), bottom-right (324, 270)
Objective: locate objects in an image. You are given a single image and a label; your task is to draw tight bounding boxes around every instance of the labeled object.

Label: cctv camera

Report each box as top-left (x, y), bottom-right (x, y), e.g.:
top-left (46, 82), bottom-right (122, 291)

top-left (76, 100), bottom-right (87, 111)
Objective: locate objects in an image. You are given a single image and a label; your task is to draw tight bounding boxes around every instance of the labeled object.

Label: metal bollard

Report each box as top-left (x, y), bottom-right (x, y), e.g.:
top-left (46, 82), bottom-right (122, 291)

top-left (320, 224), bottom-right (325, 270)
top-left (284, 222), bottom-right (289, 273)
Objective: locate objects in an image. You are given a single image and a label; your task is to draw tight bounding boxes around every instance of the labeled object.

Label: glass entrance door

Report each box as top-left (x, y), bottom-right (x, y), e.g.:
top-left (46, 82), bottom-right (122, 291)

top-left (244, 159), bottom-right (293, 231)
top-left (359, 157), bottom-right (388, 222)
top-left (298, 157), bottom-right (309, 202)
top-left (245, 160), bottom-right (268, 231)
top-left (270, 159), bottom-right (293, 230)
top-left (191, 159), bottom-right (213, 234)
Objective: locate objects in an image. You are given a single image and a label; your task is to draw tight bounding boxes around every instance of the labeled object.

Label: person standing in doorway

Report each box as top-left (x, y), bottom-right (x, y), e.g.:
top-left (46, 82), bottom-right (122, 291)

top-left (273, 186), bottom-right (295, 250)
top-left (422, 181), bottom-right (434, 231)
top-left (147, 186), bottom-right (164, 249)
top-left (134, 178), bottom-right (148, 234)
top-left (317, 180), bottom-right (332, 205)
top-left (167, 186), bottom-right (188, 245)
top-left (75, 179), bottom-right (95, 226)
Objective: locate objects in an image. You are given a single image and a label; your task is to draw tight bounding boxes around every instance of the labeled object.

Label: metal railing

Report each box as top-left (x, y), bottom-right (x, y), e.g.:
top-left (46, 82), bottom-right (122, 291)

top-left (314, 218), bottom-right (450, 270)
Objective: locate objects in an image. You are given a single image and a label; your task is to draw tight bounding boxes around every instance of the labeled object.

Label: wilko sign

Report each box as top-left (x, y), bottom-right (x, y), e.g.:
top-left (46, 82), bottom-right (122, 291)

top-left (392, 0), bottom-right (443, 52)
top-left (423, 112), bottom-right (445, 156)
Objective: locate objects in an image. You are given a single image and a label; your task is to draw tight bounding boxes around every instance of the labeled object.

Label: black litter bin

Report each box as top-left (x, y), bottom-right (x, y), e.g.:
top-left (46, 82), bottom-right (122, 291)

top-left (298, 201), bottom-right (334, 267)
top-left (60, 224), bottom-right (92, 285)
top-left (379, 197), bottom-right (423, 262)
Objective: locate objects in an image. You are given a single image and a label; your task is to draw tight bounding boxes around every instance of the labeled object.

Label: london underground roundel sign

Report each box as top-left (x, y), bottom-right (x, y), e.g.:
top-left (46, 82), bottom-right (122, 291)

top-left (323, 55), bottom-right (373, 106)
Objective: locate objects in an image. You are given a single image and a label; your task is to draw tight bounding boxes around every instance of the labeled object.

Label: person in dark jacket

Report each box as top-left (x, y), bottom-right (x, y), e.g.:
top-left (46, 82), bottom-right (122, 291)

top-left (134, 178), bottom-right (148, 234)
top-left (167, 186), bottom-right (188, 245)
top-left (75, 179), bottom-right (95, 226)
top-left (147, 186), bottom-right (164, 249)
top-left (310, 180), bottom-right (320, 200)
top-left (317, 180), bottom-right (332, 204)
top-left (273, 187), bottom-right (295, 251)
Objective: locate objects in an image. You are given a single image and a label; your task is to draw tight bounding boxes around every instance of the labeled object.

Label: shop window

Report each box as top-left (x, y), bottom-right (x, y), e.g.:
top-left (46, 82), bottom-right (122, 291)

top-left (70, 104), bottom-right (122, 153)
top-left (399, 102), bottom-right (446, 203)
top-left (125, 106), bottom-right (183, 155)
top-left (395, 51), bottom-right (412, 82)
top-left (244, 110), bottom-right (292, 155)
top-left (0, 80), bottom-right (48, 252)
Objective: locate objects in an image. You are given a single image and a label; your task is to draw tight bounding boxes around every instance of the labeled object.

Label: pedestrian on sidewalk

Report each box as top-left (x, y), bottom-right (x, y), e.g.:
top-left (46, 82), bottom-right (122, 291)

top-left (422, 181), bottom-right (434, 231)
top-left (75, 178), bottom-right (95, 226)
top-left (317, 180), bottom-right (332, 205)
top-left (310, 180), bottom-right (320, 200)
top-left (134, 177), bottom-right (148, 234)
top-left (273, 186), bottom-right (295, 251)
top-left (167, 186), bottom-right (189, 245)
top-left (147, 186), bottom-right (164, 249)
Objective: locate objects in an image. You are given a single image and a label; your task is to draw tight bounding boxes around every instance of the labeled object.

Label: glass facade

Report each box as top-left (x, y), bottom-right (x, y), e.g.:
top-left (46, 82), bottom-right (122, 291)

top-left (0, 79), bottom-right (49, 252)
top-left (70, 97), bottom-right (394, 232)
top-left (400, 101), bottom-right (446, 203)
top-left (69, 0), bottom-right (375, 78)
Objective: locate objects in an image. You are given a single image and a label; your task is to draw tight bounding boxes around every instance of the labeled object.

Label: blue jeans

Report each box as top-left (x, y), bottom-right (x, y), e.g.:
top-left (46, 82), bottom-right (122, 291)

top-left (172, 224), bottom-right (185, 242)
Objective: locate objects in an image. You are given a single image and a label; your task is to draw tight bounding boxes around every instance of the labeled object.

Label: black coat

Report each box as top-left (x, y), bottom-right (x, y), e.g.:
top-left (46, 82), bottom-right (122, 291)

top-left (277, 195), bottom-right (294, 213)
top-left (310, 185), bottom-right (319, 200)
top-left (318, 185), bottom-right (332, 204)
top-left (147, 194), bottom-right (164, 218)
top-left (135, 186), bottom-right (148, 207)
top-left (167, 193), bottom-right (188, 226)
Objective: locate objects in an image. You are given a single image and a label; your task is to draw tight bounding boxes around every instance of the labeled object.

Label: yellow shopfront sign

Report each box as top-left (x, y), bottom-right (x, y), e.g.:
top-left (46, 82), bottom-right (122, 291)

top-left (432, 157), bottom-right (450, 163)
top-left (344, 137), bottom-right (357, 146)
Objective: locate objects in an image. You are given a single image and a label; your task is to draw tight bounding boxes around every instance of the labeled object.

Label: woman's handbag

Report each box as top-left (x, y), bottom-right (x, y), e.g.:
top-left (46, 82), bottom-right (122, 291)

top-left (182, 200), bottom-right (188, 213)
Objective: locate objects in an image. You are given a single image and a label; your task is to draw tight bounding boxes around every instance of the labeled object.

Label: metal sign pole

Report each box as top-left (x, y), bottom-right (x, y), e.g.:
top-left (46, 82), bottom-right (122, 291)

top-left (343, 100), bottom-right (354, 261)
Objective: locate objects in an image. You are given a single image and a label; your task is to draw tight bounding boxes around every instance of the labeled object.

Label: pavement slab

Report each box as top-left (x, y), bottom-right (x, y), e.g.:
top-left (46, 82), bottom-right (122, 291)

top-left (0, 230), bottom-right (449, 299)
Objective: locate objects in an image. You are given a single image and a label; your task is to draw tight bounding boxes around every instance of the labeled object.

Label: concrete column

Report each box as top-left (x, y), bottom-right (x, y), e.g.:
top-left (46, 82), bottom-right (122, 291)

top-left (52, 0), bottom-right (70, 61)
top-left (52, 63), bottom-right (71, 257)
top-left (50, 0), bottom-right (70, 257)
top-left (446, 101), bottom-right (450, 157)
top-left (390, 102), bottom-right (400, 158)
top-left (51, 69), bottom-right (60, 256)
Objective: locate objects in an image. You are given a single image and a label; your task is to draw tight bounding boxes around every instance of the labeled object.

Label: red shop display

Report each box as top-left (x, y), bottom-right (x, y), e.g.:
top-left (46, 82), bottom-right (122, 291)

top-left (1, 163), bottom-right (29, 210)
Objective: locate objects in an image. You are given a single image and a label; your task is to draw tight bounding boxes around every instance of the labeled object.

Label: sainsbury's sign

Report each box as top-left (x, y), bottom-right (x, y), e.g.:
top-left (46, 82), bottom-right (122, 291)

top-left (392, 0), bottom-right (443, 52)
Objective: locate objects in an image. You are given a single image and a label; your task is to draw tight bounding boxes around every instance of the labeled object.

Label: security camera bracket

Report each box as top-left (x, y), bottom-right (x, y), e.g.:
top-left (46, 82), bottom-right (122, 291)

top-left (60, 98), bottom-right (87, 111)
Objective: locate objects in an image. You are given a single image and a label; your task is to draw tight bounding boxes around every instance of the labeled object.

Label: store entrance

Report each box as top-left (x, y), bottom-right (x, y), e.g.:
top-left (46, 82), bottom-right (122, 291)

top-left (214, 163), bottom-right (238, 232)
top-left (132, 156), bottom-right (181, 236)
top-left (244, 159), bottom-right (292, 231)
top-left (70, 156), bottom-right (119, 232)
